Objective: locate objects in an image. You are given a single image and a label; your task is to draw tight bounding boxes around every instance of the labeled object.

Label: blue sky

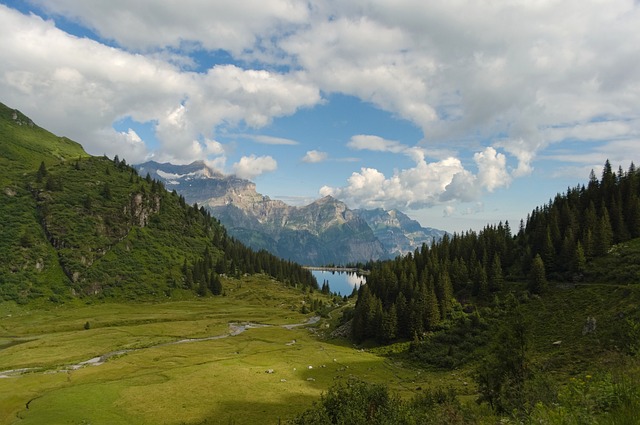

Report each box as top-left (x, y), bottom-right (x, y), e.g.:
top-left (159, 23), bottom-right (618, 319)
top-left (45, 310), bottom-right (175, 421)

top-left (1, 1), bottom-right (639, 233)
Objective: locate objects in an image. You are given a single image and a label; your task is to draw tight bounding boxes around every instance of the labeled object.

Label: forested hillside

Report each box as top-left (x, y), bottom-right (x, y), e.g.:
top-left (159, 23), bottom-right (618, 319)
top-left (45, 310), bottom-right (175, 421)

top-left (351, 160), bottom-right (640, 343)
top-left (0, 102), bottom-right (316, 303)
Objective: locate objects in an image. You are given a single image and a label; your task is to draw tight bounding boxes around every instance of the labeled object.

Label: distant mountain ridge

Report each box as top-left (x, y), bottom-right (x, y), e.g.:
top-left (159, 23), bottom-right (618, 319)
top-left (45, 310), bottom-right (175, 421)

top-left (136, 161), bottom-right (446, 265)
top-left (355, 208), bottom-right (446, 258)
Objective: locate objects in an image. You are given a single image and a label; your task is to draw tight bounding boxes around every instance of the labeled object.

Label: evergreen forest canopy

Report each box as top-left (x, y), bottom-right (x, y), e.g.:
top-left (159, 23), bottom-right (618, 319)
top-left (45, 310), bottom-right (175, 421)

top-left (0, 102), bottom-right (316, 303)
top-left (351, 159), bottom-right (640, 343)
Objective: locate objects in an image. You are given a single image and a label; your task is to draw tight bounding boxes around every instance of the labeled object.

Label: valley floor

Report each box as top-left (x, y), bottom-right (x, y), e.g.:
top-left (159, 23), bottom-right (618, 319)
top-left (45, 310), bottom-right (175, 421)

top-left (3, 275), bottom-right (640, 424)
top-left (0, 276), bottom-right (458, 425)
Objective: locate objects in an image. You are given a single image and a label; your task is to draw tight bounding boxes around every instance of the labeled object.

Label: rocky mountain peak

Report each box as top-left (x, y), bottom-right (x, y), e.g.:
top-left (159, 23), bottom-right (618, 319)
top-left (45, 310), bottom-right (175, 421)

top-left (136, 161), bottom-right (444, 265)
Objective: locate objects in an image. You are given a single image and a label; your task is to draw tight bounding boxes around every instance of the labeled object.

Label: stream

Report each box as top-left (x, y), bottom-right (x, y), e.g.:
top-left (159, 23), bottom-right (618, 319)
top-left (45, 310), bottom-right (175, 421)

top-left (0, 316), bottom-right (320, 378)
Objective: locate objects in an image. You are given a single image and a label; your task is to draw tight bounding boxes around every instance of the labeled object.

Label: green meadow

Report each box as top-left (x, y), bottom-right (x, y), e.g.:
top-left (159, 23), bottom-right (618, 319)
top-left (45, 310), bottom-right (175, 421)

top-left (0, 276), bottom-right (449, 425)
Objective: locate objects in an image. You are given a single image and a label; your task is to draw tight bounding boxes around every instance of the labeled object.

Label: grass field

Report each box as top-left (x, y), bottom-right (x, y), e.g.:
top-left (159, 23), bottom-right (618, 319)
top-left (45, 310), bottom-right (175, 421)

top-left (3, 273), bottom-right (639, 424)
top-left (0, 275), bottom-right (448, 425)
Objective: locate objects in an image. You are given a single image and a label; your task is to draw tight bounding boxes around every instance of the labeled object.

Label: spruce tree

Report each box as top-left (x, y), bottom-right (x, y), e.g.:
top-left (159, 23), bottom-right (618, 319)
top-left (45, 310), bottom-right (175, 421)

top-left (209, 273), bottom-right (223, 295)
top-left (379, 304), bottom-right (397, 343)
top-left (489, 255), bottom-right (504, 291)
top-left (528, 254), bottom-right (547, 294)
top-left (594, 207), bottom-right (613, 256)
top-left (573, 242), bottom-right (586, 275)
top-left (36, 161), bottom-right (47, 182)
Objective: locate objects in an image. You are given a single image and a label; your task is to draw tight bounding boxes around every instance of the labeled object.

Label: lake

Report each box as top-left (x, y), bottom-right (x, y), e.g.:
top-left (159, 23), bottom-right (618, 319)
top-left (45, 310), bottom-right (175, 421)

top-left (310, 269), bottom-right (366, 296)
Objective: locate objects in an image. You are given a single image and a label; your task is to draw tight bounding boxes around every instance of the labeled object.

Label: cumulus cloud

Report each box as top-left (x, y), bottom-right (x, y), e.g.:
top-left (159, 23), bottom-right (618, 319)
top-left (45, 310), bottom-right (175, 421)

top-left (322, 146), bottom-right (511, 209)
top-left (29, 0), bottom-right (310, 55)
top-left (320, 154), bottom-right (467, 209)
top-left (282, 0), bottom-right (639, 169)
top-left (232, 155), bottom-right (277, 179)
top-left (474, 147), bottom-right (510, 192)
top-left (443, 205), bottom-right (455, 217)
top-left (91, 128), bottom-right (150, 164)
top-left (302, 150), bottom-right (328, 163)
top-left (0, 5), bottom-right (320, 166)
top-left (2, 0), bottom-right (640, 196)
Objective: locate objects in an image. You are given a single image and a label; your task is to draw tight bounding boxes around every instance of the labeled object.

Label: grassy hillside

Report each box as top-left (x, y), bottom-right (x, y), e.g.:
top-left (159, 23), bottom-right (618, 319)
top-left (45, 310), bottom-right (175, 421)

top-left (0, 103), bottom-right (88, 302)
top-left (0, 102), bottom-right (315, 303)
top-left (0, 102), bottom-right (222, 302)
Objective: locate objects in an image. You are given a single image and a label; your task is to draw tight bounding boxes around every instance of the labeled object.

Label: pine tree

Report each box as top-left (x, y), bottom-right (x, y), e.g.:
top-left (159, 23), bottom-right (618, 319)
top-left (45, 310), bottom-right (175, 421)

top-left (423, 282), bottom-right (441, 330)
top-left (209, 273), bottom-right (223, 295)
top-left (528, 254), bottom-right (547, 294)
top-left (628, 197), bottom-right (640, 238)
top-left (36, 161), bottom-right (47, 182)
top-left (379, 304), bottom-right (397, 343)
top-left (489, 255), bottom-right (504, 291)
top-left (435, 270), bottom-right (453, 319)
top-left (594, 206), bottom-right (613, 256)
top-left (101, 183), bottom-right (112, 200)
top-left (395, 292), bottom-right (409, 338)
top-left (573, 242), bottom-right (586, 275)
top-left (475, 301), bottom-right (529, 413)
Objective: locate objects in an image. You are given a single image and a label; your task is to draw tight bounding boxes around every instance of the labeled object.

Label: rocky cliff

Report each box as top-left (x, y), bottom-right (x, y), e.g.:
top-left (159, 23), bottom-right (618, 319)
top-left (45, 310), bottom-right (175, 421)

top-left (354, 208), bottom-right (446, 257)
top-left (136, 161), bottom-right (444, 265)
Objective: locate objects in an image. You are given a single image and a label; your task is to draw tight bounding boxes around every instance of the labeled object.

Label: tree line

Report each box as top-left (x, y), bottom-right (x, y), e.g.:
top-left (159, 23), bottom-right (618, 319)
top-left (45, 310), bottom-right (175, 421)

top-left (351, 160), bottom-right (640, 343)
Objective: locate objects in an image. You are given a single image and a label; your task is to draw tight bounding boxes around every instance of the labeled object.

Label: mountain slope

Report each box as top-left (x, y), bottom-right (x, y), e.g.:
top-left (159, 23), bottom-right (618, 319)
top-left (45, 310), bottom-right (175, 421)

top-left (355, 208), bottom-right (446, 257)
top-left (137, 161), bottom-right (387, 265)
top-left (0, 102), bottom-right (316, 303)
top-left (137, 161), bottom-right (445, 265)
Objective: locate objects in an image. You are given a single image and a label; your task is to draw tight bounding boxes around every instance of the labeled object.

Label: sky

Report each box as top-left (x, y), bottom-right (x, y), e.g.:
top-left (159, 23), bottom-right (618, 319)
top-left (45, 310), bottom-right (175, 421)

top-left (1, 1), bottom-right (639, 233)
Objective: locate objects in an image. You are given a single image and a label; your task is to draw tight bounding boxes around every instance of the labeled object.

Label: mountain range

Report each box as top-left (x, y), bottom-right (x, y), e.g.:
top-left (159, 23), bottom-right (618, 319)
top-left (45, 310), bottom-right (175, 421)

top-left (136, 161), bottom-right (445, 265)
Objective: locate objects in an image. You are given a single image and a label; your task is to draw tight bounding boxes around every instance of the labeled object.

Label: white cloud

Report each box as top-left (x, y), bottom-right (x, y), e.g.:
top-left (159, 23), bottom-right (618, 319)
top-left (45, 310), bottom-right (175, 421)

top-left (30, 0), bottom-right (310, 55)
top-left (91, 128), bottom-right (150, 164)
top-left (280, 0), bottom-right (640, 168)
top-left (302, 150), bottom-right (328, 163)
top-left (347, 135), bottom-right (407, 153)
top-left (0, 5), bottom-right (320, 166)
top-left (320, 155), bottom-right (467, 209)
top-left (443, 205), bottom-right (455, 217)
top-left (474, 147), bottom-right (510, 192)
top-left (232, 155), bottom-right (277, 180)
top-left (2, 0), bottom-right (640, 199)
top-left (322, 145), bottom-right (513, 209)
top-left (240, 134), bottom-right (299, 145)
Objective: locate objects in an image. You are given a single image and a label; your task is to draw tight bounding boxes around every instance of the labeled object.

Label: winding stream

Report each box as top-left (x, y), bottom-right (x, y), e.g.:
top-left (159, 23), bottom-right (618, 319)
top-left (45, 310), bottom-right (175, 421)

top-left (0, 316), bottom-right (320, 378)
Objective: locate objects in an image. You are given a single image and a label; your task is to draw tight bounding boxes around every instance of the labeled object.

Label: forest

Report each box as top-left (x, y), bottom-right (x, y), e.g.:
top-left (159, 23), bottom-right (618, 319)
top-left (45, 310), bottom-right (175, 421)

top-left (350, 160), bottom-right (640, 344)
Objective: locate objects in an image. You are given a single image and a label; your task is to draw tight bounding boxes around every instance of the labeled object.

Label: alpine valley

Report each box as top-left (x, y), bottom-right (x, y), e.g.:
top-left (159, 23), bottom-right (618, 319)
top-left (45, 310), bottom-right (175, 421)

top-left (135, 160), bottom-right (445, 265)
top-left (3, 101), bottom-right (640, 425)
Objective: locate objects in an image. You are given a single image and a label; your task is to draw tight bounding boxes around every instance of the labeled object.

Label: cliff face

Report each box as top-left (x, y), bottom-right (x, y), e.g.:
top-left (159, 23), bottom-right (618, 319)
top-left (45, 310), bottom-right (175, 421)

top-left (355, 208), bottom-right (447, 257)
top-left (206, 192), bottom-right (386, 265)
top-left (136, 161), bottom-right (444, 265)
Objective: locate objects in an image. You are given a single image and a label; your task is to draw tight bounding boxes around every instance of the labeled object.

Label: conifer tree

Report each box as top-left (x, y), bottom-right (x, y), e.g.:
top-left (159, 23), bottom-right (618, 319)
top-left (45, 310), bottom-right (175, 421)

top-left (395, 292), bottom-right (409, 338)
top-left (528, 254), bottom-right (547, 294)
top-left (209, 273), bottom-right (223, 295)
top-left (489, 255), bottom-right (504, 291)
top-left (435, 270), bottom-right (453, 319)
top-left (36, 161), bottom-right (47, 182)
top-left (573, 241), bottom-right (586, 275)
top-left (379, 303), bottom-right (397, 343)
top-left (423, 281), bottom-right (441, 330)
top-left (594, 206), bottom-right (613, 256)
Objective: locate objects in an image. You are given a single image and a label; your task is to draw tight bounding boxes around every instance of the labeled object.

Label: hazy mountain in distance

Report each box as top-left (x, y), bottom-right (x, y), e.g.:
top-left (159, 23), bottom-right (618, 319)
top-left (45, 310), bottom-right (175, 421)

top-left (137, 161), bottom-right (445, 265)
top-left (354, 208), bottom-right (446, 258)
